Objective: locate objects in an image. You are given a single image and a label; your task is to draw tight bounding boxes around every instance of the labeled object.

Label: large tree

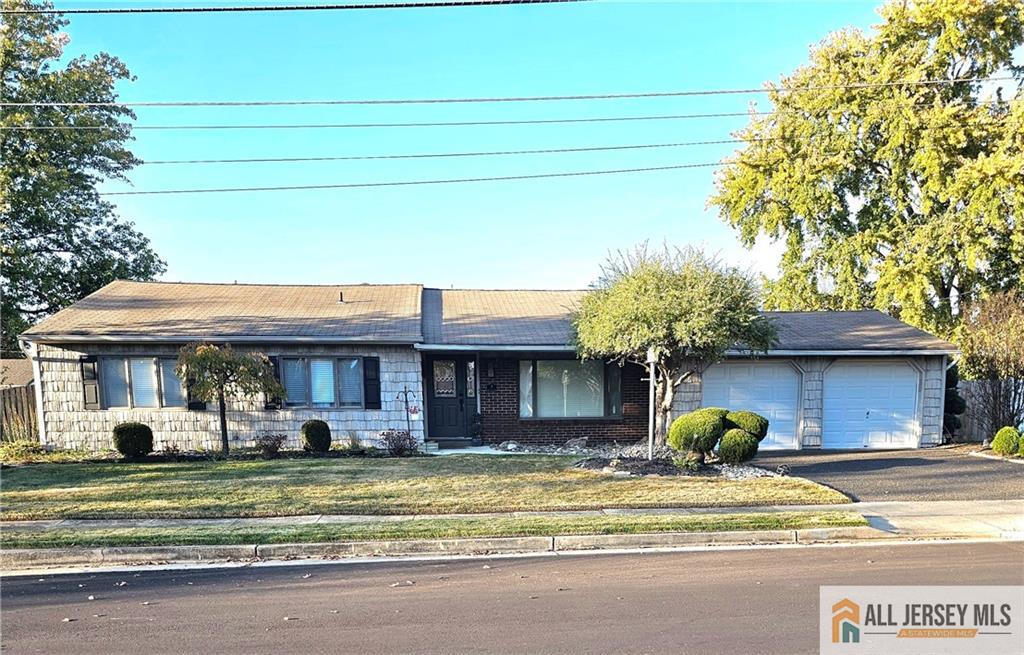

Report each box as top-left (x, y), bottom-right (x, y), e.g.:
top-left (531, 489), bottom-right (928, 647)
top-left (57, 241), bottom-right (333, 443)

top-left (573, 245), bottom-right (777, 443)
top-left (1, 0), bottom-right (165, 355)
top-left (710, 0), bottom-right (1023, 338)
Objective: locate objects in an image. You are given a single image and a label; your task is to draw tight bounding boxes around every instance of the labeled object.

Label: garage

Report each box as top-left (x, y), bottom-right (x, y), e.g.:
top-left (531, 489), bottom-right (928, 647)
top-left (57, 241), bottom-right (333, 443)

top-left (701, 361), bottom-right (800, 450)
top-left (822, 361), bottom-right (920, 449)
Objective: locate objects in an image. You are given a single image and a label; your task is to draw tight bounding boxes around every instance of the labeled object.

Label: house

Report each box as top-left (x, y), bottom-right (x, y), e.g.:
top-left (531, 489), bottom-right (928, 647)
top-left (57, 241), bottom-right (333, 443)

top-left (0, 358), bottom-right (34, 389)
top-left (18, 280), bottom-right (956, 452)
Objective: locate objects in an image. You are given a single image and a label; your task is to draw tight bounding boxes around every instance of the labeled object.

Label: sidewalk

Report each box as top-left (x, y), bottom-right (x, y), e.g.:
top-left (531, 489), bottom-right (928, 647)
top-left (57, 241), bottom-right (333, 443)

top-left (5, 500), bottom-right (1022, 539)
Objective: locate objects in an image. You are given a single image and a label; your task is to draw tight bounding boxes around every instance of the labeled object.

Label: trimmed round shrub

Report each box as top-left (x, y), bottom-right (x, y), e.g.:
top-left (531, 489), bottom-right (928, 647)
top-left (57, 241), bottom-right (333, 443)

top-left (667, 407), bottom-right (728, 454)
top-left (725, 410), bottom-right (770, 442)
top-left (991, 426), bottom-right (1020, 456)
top-left (112, 422), bottom-right (154, 459)
top-left (301, 419), bottom-right (332, 453)
top-left (718, 428), bottom-right (760, 464)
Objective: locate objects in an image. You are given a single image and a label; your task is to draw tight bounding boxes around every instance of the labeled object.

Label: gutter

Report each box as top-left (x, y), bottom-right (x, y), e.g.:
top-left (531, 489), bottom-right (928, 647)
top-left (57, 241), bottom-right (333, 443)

top-left (727, 349), bottom-right (959, 357)
top-left (414, 344), bottom-right (575, 352)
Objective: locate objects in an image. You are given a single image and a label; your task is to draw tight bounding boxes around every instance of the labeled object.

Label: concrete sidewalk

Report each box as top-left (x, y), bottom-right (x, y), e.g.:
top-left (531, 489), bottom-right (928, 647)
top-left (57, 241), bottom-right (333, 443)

top-left (4, 500), bottom-right (1022, 539)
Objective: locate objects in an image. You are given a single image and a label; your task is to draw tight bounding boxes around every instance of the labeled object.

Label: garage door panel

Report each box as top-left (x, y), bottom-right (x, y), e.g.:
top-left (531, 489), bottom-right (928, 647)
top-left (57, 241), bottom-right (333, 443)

top-left (823, 361), bottom-right (920, 449)
top-left (702, 362), bottom-right (800, 450)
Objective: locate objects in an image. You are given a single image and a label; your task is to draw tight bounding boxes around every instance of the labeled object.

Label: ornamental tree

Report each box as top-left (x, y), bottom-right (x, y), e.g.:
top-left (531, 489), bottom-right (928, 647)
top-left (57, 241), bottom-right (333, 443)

top-left (573, 245), bottom-right (777, 443)
top-left (710, 0), bottom-right (1024, 338)
top-left (176, 343), bottom-right (284, 455)
top-left (956, 291), bottom-right (1024, 437)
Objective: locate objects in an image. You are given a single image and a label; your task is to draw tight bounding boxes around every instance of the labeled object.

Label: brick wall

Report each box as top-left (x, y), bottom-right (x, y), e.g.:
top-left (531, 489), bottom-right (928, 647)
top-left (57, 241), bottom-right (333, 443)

top-left (477, 357), bottom-right (648, 446)
top-left (33, 342), bottom-right (424, 451)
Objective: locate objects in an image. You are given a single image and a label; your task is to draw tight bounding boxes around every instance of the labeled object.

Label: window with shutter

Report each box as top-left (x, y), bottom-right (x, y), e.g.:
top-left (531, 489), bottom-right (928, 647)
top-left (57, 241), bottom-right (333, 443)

top-left (363, 357), bottom-right (381, 409)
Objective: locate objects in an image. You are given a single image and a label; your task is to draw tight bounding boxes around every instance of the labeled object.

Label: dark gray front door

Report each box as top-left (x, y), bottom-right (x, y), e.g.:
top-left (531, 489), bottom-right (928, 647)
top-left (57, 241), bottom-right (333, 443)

top-left (425, 356), bottom-right (472, 439)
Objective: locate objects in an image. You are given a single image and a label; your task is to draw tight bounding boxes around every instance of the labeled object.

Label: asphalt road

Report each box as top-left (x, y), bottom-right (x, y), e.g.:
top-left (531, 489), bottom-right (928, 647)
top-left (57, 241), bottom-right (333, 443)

top-left (754, 447), bottom-right (1024, 501)
top-left (3, 542), bottom-right (1022, 655)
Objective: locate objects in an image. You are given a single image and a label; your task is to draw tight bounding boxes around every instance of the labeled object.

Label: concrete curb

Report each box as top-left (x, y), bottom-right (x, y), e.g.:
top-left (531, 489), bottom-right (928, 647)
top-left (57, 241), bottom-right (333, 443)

top-left (968, 451), bottom-right (1024, 465)
top-left (0, 526), bottom-right (898, 571)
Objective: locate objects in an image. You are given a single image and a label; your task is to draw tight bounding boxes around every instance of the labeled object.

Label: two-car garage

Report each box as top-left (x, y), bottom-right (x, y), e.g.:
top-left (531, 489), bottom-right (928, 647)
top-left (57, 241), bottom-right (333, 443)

top-left (701, 359), bottom-right (925, 450)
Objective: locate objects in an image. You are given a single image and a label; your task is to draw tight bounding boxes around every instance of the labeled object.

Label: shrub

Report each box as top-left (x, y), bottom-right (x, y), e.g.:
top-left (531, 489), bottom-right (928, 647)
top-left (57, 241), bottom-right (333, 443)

top-left (378, 429), bottom-right (419, 457)
top-left (112, 422), bottom-right (154, 459)
top-left (300, 420), bottom-right (332, 453)
top-left (991, 426), bottom-right (1021, 456)
top-left (718, 428), bottom-right (760, 464)
top-left (667, 407), bottom-right (728, 455)
top-left (0, 439), bottom-right (45, 462)
top-left (673, 453), bottom-right (701, 472)
top-left (255, 432), bottom-right (287, 459)
top-left (725, 411), bottom-right (769, 441)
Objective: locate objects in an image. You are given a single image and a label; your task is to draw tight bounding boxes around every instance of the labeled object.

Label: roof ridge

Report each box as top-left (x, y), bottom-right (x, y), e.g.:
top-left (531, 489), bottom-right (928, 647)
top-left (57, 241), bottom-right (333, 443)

top-left (111, 279), bottom-right (423, 289)
top-left (431, 287), bottom-right (588, 292)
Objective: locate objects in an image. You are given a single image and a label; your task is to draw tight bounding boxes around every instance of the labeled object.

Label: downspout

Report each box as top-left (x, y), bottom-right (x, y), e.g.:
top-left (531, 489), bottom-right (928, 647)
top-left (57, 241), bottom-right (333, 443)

top-left (22, 339), bottom-right (47, 445)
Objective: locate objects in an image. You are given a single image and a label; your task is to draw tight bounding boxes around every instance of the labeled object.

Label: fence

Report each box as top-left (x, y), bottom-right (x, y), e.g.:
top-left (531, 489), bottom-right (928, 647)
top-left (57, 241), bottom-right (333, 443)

top-left (1, 384), bottom-right (37, 442)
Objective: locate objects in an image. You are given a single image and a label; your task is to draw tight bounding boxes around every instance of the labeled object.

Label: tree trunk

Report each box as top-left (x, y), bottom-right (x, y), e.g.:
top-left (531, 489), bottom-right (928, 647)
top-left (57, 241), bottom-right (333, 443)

top-left (218, 390), bottom-right (229, 455)
top-left (653, 374), bottom-right (674, 446)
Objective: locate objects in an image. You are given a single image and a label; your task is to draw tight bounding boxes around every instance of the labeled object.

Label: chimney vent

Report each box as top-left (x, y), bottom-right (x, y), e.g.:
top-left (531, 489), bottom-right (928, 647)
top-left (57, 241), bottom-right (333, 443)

top-left (338, 290), bottom-right (345, 303)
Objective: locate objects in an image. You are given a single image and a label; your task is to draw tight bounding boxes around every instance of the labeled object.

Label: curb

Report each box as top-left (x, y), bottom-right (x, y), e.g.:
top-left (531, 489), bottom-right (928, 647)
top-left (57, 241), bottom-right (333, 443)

top-left (0, 526), bottom-right (896, 571)
top-left (968, 451), bottom-right (1024, 465)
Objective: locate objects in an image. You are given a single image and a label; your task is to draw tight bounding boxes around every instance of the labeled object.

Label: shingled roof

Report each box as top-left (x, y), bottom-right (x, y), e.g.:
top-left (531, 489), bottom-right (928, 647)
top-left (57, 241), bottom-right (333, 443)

top-left (21, 281), bottom-right (424, 343)
top-left (21, 281), bottom-right (955, 353)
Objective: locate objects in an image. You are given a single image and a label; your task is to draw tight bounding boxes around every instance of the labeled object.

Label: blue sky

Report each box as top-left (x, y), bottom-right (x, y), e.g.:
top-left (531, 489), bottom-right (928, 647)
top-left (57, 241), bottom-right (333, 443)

top-left (61, 0), bottom-right (882, 289)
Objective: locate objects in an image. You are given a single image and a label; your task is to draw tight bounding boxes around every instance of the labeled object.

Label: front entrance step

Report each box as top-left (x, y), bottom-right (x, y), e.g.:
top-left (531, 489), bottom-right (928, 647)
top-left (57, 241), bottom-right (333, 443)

top-left (428, 437), bottom-right (475, 449)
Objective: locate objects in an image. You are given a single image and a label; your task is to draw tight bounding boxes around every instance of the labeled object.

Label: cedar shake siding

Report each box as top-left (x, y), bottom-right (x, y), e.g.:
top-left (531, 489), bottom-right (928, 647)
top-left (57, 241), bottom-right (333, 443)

top-left (34, 343), bottom-right (424, 451)
top-left (477, 358), bottom-right (648, 446)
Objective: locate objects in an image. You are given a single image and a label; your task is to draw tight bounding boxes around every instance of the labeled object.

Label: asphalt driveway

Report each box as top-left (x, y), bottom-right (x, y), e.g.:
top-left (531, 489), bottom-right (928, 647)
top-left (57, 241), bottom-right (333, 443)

top-left (754, 447), bottom-right (1023, 502)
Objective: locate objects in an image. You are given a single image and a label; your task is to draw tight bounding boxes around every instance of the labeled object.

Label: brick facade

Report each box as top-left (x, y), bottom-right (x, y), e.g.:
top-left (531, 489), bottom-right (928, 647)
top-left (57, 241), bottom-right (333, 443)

top-left (476, 357), bottom-right (649, 446)
top-left (33, 343), bottom-right (424, 451)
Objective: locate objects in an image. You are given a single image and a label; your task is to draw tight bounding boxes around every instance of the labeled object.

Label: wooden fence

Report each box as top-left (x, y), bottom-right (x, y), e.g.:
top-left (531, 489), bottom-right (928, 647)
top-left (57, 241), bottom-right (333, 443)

top-left (1, 384), bottom-right (37, 441)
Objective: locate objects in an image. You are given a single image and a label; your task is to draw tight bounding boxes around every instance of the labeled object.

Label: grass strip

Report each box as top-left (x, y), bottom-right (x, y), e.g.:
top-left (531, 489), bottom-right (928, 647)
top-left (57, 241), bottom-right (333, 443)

top-left (0, 511), bottom-right (866, 549)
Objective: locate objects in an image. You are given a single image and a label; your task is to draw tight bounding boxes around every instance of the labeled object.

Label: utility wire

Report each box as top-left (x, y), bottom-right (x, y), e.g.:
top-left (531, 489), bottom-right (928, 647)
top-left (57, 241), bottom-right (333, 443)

top-left (0, 110), bottom-right (760, 131)
top-left (140, 138), bottom-right (756, 164)
top-left (100, 162), bottom-right (722, 195)
top-left (0, 76), bottom-right (1011, 107)
top-left (0, 0), bottom-right (590, 14)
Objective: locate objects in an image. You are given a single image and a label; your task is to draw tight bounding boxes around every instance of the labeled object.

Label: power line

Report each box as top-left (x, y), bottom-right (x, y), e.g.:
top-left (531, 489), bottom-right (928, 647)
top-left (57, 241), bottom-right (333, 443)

top-left (0, 0), bottom-right (589, 15)
top-left (0, 76), bottom-right (1011, 107)
top-left (100, 162), bottom-right (722, 195)
top-left (140, 138), bottom-right (755, 164)
top-left (0, 110), bottom-right (759, 131)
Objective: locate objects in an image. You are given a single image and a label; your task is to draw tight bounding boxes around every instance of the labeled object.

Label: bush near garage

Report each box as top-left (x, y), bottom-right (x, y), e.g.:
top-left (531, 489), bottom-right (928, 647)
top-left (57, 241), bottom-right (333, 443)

top-left (724, 411), bottom-right (770, 441)
top-left (991, 426), bottom-right (1020, 456)
top-left (667, 407), bottom-right (729, 460)
top-left (718, 428), bottom-right (761, 464)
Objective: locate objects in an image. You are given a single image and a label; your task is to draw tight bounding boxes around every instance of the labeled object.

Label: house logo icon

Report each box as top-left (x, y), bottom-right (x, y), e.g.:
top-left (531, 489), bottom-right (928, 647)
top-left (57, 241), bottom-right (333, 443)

top-left (832, 598), bottom-right (861, 644)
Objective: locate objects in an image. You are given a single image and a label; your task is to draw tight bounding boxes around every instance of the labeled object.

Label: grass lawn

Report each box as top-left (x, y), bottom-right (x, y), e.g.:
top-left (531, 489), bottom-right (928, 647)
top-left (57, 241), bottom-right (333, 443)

top-left (0, 455), bottom-right (849, 521)
top-left (0, 511), bottom-right (866, 549)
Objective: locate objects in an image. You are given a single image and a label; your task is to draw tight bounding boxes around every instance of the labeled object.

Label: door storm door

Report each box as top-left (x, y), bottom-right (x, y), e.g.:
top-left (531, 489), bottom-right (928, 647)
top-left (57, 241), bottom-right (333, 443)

top-left (425, 356), bottom-right (473, 439)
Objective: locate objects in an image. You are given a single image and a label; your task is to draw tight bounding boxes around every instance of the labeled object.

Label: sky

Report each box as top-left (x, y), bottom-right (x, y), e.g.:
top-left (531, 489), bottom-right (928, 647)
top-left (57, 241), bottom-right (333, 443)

top-left (58, 0), bottom-right (884, 289)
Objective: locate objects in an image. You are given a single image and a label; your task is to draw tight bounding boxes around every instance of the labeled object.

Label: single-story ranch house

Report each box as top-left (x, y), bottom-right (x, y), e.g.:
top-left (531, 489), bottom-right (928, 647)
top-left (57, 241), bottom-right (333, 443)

top-left (19, 280), bottom-right (956, 452)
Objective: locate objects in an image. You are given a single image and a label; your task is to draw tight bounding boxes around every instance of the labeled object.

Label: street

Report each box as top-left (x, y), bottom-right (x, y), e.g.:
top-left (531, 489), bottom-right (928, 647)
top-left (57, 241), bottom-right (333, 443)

top-left (3, 541), bottom-right (1022, 654)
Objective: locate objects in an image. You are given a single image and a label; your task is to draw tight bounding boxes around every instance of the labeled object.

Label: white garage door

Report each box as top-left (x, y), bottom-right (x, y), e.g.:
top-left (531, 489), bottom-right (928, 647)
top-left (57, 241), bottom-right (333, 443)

top-left (701, 362), bottom-right (800, 450)
top-left (823, 361), bottom-right (919, 449)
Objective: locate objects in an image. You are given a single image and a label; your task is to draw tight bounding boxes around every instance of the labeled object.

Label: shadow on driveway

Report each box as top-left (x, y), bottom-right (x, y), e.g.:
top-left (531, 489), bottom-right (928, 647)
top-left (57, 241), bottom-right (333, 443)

top-left (754, 448), bottom-right (1023, 502)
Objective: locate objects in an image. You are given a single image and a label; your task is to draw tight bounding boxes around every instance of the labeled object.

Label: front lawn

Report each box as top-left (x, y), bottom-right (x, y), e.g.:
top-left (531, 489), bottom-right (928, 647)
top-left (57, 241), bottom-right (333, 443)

top-left (0, 455), bottom-right (849, 520)
top-left (0, 511), bottom-right (866, 549)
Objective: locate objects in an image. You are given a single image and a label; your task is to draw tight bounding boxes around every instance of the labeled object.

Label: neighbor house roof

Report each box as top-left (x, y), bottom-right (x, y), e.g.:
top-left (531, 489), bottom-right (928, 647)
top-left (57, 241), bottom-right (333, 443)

top-left (21, 281), bottom-right (424, 343)
top-left (422, 288), bottom-right (586, 346)
top-left (0, 358), bottom-right (34, 387)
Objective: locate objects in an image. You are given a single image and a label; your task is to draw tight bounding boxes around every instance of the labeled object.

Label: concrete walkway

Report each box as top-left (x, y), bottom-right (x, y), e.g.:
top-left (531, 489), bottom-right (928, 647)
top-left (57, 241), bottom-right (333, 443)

top-left (4, 500), bottom-right (1022, 539)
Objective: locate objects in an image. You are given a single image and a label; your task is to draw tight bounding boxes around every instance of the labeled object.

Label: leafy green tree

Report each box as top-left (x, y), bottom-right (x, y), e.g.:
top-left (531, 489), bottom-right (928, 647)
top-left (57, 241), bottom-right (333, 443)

top-left (710, 0), bottom-right (1023, 338)
top-left (1, 0), bottom-right (165, 356)
top-left (176, 343), bottom-right (284, 455)
top-left (574, 245), bottom-right (777, 443)
top-left (956, 291), bottom-right (1024, 436)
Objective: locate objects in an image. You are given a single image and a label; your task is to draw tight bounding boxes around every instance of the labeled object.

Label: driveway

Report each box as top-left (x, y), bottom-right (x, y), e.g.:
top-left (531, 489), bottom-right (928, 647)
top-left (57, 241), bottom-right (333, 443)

top-left (754, 446), bottom-right (1023, 502)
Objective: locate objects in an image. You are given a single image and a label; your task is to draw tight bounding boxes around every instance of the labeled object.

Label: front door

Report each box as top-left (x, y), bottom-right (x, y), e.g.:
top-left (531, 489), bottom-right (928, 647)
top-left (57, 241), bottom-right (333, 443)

top-left (425, 356), bottom-right (475, 439)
